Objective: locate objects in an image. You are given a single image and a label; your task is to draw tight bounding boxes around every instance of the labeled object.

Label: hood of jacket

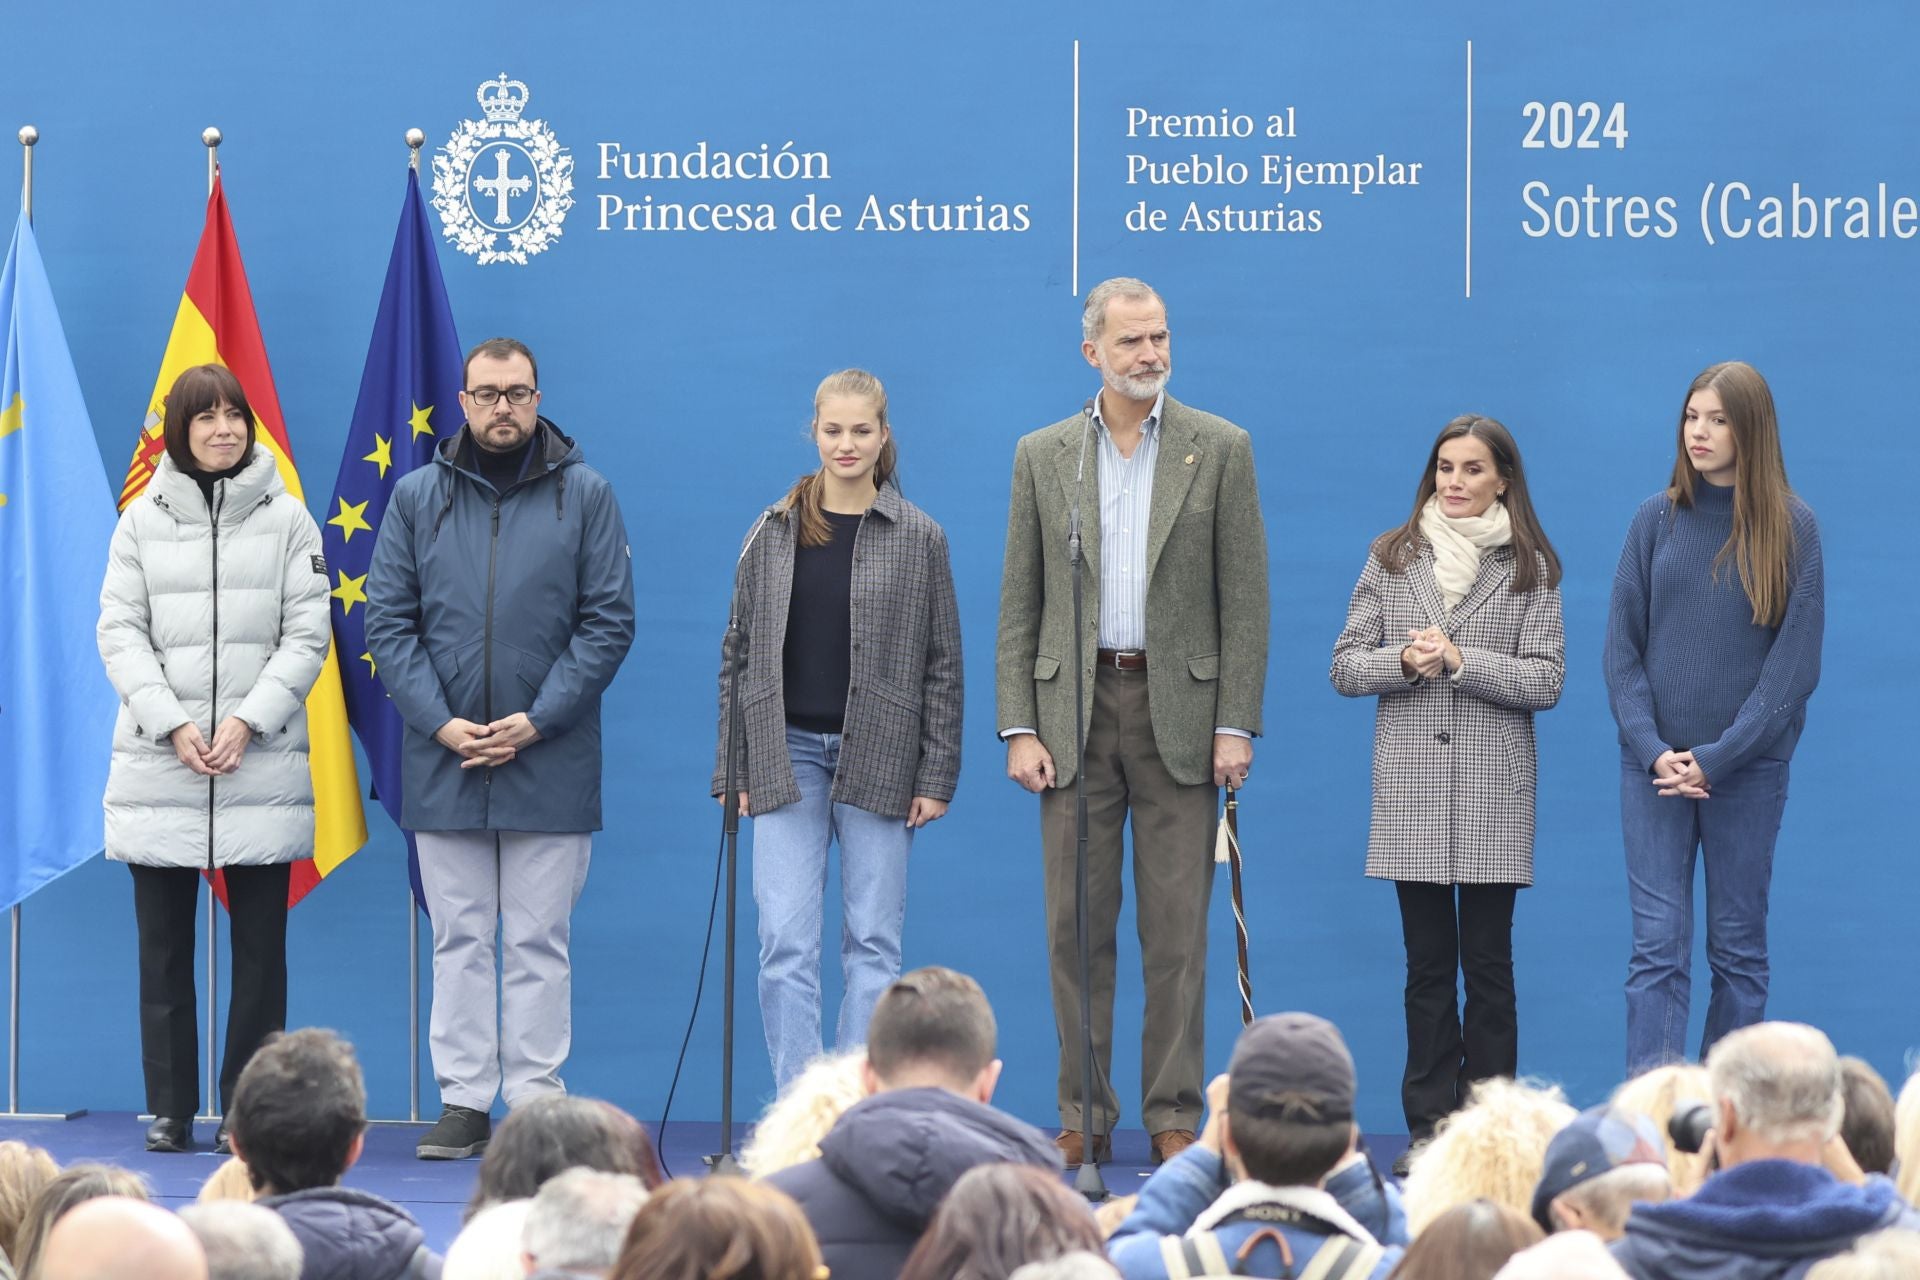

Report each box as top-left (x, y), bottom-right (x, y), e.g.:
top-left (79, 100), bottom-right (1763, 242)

top-left (816, 1087), bottom-right (1063, 1228)
top-left (1615, 1161), bottom-right (1909, 1277)
top-left (147, 445), bottom-right (286, 527)
top-left (422, 418), bottom-right (583, 536)
top-left (261, 1185), bottom-right (438, 1280)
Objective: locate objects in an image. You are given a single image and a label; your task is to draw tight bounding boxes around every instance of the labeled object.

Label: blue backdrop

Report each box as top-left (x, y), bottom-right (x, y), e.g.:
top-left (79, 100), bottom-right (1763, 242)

top-left (3, 0), bottom-right (1915, 1134)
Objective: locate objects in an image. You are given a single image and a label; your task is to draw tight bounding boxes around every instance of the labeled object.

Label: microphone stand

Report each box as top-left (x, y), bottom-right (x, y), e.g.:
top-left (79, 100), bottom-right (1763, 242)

top-left (1067, 407), bottom-right (1107, 1201)
top-left (707, 509), bottom-right (772, 1175)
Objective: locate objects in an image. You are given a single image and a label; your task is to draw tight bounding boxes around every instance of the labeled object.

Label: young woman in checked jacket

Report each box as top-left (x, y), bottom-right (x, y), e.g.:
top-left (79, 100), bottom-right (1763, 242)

top-left (712, 370), bottom-right (963, 1091)
top-left (1330, 415), bottom-right (1565, 1155)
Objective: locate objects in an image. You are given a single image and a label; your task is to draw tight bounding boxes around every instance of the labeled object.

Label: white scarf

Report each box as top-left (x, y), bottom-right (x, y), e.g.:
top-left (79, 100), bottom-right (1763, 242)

top-left (1418, 493), bottom-right (1512, 610)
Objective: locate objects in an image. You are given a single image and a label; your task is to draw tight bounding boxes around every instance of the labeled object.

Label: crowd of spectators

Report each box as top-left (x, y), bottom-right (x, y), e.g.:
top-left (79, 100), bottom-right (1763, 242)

top-left (0, 970), bottom-right (1915, 1280)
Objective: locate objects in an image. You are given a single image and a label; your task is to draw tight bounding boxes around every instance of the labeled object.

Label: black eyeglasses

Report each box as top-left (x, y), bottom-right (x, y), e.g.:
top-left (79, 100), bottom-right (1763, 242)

top-left (467, 385), bottom-right (536, 406)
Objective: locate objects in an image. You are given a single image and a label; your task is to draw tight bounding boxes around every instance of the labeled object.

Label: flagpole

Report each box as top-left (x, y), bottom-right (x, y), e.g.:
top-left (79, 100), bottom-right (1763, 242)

top-left (199, 124), bottom-right (224, 1129)
top-left (405, 126), bottom-right (425, 1128)
top-left (3, 125), bottom-right (88, 1124)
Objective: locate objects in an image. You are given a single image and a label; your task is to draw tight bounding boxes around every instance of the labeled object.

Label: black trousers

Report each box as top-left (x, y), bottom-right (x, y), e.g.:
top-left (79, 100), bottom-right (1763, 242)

top-left (1394, 881), bottom-right (1519, 1140)
top-left (130, 862), bottom-right (290, 1118)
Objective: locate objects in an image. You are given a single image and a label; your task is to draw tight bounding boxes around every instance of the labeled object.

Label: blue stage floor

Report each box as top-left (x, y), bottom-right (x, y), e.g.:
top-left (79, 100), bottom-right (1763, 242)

top-left (0, 1112), bottom-right (1410, 1252)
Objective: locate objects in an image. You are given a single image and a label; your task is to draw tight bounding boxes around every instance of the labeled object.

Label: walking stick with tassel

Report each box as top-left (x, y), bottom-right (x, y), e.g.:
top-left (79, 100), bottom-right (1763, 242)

top-left (1214, 781), bottom-right (1253, 1026)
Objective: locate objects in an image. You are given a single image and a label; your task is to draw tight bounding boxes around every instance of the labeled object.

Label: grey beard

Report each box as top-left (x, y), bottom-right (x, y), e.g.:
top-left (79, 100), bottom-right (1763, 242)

top-left (1103, 367), bottom-right (1169, 402)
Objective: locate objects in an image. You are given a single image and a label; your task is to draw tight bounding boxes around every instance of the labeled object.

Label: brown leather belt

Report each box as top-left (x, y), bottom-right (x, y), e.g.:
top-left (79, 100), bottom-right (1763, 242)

top-left (1096, 648), bottom-right (1147, 671)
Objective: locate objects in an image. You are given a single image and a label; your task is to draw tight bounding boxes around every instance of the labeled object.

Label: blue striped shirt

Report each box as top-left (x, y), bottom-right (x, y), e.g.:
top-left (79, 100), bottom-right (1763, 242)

top-left (1093, 392), bottom-right (1162, 650)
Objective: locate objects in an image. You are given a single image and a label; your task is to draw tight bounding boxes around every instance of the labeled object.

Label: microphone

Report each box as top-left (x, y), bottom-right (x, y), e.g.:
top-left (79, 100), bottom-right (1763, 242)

top-left (729, 506), bottom-right (777, 628)
top-left (1069, 401), bottom-right (1095, 564)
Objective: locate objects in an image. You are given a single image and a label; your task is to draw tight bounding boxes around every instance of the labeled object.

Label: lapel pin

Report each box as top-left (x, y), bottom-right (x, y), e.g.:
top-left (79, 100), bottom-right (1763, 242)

top-left (1184, 453), bottom-right (1195, 465)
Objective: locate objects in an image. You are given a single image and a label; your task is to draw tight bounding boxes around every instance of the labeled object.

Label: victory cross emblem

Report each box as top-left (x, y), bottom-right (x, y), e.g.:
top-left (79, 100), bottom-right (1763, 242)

top-left (432, 74), bottom-right (575, 265)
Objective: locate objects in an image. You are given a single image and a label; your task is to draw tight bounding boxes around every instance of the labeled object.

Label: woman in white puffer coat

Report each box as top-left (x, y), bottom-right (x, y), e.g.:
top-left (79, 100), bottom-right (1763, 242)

top-left (96, 364), bottom-right (331, 1156)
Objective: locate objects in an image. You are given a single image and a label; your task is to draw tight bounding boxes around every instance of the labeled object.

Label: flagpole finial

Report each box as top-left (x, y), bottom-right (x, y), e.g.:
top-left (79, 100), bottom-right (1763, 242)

top-left (405, 128), bottom-right (425, 172)
top-left (201, 127), bottom-right (222, 148)
top-left (18, 126), bottom-right (35, 219)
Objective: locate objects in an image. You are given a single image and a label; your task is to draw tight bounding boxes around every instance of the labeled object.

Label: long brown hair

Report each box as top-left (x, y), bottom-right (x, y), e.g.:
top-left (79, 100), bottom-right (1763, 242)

top-left (1371, 415), bottom-right (1561, 593)
top-left (780, 369), bottom-right (897, 548)
top-left (1667, 361), bottom-right (1797, 627)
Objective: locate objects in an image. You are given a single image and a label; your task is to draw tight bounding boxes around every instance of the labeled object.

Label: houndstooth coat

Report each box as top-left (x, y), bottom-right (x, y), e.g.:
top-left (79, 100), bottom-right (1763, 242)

top-left (1329, 541), bottom-right (1564, 886)
top-left (712, 481), bottom-right (963, 819)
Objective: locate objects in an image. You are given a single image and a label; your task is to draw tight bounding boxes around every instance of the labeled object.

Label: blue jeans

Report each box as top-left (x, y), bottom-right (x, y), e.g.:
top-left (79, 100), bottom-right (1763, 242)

top-left (751, 725), bottom-right (913, 1090)
top-left (1621, 750), bottom-right (1789, 1075)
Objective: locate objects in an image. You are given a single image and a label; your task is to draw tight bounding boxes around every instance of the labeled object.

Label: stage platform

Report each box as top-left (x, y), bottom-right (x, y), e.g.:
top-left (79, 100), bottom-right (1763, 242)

top-left (0, 1112), bottom-right (1411, 1252)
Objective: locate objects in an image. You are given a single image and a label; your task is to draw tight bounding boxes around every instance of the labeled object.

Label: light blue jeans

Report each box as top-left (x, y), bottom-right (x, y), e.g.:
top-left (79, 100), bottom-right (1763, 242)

top-left (752, 725), bottom-right (913, 1090)
top-left (1622, 750), bottom-right (1789, 1075)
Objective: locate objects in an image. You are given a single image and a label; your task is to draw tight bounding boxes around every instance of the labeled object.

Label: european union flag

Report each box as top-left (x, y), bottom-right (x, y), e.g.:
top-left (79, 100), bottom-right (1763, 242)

top-left (325, 170), bottom-right (463, 904)
top-left (0, 212), bottom-right (118, 908)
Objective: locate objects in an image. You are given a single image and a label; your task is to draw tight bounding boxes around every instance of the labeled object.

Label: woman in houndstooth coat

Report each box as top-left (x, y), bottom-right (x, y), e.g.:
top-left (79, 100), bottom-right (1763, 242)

top-left (1331, 415), bottom-right (1565, 1149)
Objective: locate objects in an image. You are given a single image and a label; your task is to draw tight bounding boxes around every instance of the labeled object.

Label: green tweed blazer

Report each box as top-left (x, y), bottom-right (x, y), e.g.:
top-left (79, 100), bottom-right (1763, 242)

top-left (995, 395), bottom-right (1270, 787)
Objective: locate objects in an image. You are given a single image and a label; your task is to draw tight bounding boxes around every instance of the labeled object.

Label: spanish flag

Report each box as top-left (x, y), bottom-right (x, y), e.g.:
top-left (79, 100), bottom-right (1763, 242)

top-left (120, 174), bottom-right (367, 905)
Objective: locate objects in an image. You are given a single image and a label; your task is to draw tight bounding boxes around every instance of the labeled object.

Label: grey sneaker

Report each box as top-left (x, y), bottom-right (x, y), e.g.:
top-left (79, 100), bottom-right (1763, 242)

top-left (416, 1104), bottom-right (491, 1160)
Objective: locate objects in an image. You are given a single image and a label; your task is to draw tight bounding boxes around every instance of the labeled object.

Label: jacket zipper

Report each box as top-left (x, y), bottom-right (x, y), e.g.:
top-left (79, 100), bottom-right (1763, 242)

top-left (483, 498), bottom-right (501, 805)
top-left (207, 483), bottom-right (224, 873)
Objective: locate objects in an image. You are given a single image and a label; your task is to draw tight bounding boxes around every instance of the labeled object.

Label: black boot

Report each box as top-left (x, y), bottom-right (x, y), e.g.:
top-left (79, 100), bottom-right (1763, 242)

top-left (146, 1116), bottom-right (192, 1153)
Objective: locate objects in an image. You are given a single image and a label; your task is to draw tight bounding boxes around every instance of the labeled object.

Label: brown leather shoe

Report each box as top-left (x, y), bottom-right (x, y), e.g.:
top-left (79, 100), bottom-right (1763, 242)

top-left (1150, 1128), bottom-right (1198, 1164)
top-left (1055, 1129), bottom-right (1112, 1166)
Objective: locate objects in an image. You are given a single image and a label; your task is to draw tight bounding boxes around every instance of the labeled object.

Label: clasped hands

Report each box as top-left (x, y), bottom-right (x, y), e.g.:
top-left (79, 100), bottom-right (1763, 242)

top-left (1651, 749), bottom-right (1710, 799)
top-left (171, 717), bottom-right (253, 776)
top-left (436, 712), bottom-right (542, 770)
top-left (1400, 626), bottom-right (1462, 681)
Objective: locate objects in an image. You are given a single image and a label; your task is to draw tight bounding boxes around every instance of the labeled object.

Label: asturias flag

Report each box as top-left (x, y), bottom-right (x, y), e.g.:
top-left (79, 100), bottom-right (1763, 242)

top-left (0, 212), bottom-right (119, 909)
top-left (326, 168), bottom-right (462, 900)
top-left (121, 175), bottom-right (367, 905)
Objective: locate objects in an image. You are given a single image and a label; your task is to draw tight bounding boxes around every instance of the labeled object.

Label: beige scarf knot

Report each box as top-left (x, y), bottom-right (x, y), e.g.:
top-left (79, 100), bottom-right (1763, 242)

top-left (1419, 494), bottom-right (1512, 610)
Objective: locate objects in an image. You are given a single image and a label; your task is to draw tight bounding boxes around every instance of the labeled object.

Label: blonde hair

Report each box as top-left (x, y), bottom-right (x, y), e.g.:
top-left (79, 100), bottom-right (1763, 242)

top-left (1611, 1064), bottom-right (1715, 1197)
top-left (780, 369), bottom-right (895, 549)
top-left (741, 1050), bottom-right (869, 1178)
top-left (195, 1156), bottom-right (257, 1205)
top-left (1401, 1078), bottom-right (1576, 1235)
top-left (0, 1140), bottom-right (56, 1260)
top-left (1894, 1071), bottom-right (1920, 1209)
top-left (1805, 1229), bottom-right (1920, 1280)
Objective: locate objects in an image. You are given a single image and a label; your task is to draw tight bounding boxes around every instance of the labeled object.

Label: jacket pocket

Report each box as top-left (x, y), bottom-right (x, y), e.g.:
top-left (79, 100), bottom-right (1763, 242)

top-left (869, 679), bottom-right (923, 715)
top-left (516, 654), bottom-right (551, 694)
top-left (1500, 720), bottom-right (1528, 795)
top-left (1034, 655), bottom-right (1061, 682)
top-left (1188, 653), bottom-right (1220, 682)
top-left (429, 647), bottom-right (461, 684)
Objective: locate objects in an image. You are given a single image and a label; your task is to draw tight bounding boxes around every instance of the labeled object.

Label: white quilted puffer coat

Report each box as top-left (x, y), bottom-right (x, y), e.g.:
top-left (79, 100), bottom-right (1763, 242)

top-left (97, 447), bottom-right (331, 868)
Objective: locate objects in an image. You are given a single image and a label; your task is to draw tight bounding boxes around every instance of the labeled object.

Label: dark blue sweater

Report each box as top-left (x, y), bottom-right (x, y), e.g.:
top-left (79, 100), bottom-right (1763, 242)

top-left (1603, 483), bottom-right (1823, 783)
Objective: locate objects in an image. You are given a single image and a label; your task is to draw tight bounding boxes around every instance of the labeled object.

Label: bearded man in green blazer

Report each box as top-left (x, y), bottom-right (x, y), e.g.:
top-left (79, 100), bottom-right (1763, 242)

top-left (996, 277), bottom-right (1270, 1167)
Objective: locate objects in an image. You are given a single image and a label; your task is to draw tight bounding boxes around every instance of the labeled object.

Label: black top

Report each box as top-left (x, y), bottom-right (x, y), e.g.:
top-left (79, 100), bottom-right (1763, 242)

top-left (783, 510), bottom-right (863, 732)
top-left (473, 434), bottom-right (534, 493)
top-left (190, 451), bottom-right (250, 508)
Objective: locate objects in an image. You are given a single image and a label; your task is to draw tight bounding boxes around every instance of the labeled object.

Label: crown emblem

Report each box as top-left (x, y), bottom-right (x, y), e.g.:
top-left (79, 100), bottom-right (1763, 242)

top-left (477, 74), bottom-right (529, 123)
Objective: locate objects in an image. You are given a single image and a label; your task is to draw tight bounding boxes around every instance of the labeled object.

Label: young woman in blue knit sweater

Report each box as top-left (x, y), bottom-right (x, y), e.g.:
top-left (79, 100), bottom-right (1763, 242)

top-left (1604, 361), bottom-right (1824, 1075)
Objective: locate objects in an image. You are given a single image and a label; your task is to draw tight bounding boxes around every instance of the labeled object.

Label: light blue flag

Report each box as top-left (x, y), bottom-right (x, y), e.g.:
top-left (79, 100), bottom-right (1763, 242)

top-left (0, 212), bottom-right (118, 909)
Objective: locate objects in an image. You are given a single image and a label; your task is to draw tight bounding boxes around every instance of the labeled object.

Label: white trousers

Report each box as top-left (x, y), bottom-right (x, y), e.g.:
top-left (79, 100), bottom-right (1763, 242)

top-left (416, 829), bottom-right (592, 1110)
